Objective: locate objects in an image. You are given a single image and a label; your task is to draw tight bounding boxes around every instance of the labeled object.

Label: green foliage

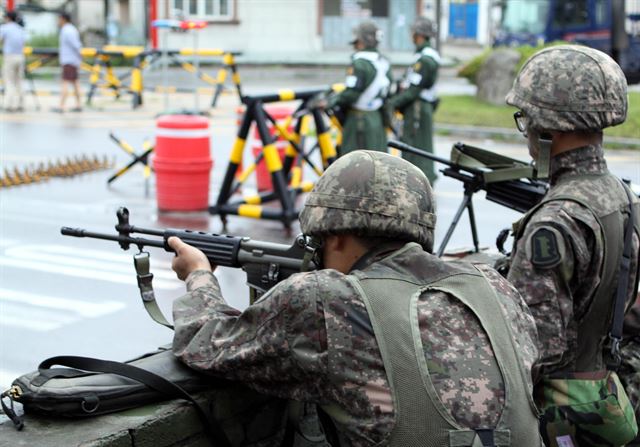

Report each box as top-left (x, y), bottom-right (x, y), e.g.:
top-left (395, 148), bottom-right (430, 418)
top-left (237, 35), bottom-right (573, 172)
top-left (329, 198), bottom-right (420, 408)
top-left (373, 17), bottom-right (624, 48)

top-left (456, 48), bottom-right (492, 85)
top-left (28, 33), bottom-right (59, 48)
top-left (458, 41), bottom-right (567, 85)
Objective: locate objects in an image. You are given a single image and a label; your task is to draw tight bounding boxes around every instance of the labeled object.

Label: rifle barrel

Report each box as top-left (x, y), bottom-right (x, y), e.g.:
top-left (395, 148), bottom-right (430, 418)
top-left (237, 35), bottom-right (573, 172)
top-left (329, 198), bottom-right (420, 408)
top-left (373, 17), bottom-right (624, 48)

top-left (60, 227), bottom-right (166, 249)
top-left (389, 140), bottom-right (459, 169)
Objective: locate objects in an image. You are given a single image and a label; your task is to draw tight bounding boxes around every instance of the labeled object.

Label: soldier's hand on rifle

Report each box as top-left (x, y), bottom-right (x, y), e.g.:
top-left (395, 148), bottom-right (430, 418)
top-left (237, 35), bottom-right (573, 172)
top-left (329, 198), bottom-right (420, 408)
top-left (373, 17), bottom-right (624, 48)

top-left (168, 237), bottom-right (214, 281)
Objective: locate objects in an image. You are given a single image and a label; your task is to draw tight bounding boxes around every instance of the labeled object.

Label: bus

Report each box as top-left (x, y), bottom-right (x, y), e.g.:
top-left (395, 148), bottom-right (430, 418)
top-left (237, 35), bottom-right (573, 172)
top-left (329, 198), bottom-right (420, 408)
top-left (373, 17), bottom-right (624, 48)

top-left (493, 0), bottom-right (640, 82)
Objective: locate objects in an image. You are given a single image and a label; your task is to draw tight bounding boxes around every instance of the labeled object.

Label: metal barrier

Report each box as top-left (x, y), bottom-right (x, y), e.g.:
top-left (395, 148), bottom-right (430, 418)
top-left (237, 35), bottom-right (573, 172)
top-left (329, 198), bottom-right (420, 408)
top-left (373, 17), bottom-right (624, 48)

top-left (1, 46), bottom-right (243, 110)
top-left (210, 86), bottom-right (343, 230)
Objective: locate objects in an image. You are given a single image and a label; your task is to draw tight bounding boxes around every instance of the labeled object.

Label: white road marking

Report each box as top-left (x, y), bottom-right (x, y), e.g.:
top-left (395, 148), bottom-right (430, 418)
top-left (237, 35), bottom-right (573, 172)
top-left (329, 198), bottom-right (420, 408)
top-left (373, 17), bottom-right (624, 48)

top-left (1, 245), bottom-right (180, 289)
top-left (0, 369), bottom-right (21, 391)
top-left (0, 301), bottom-right (77, 331)
top-left (0, 288), bottom-right (125, 318)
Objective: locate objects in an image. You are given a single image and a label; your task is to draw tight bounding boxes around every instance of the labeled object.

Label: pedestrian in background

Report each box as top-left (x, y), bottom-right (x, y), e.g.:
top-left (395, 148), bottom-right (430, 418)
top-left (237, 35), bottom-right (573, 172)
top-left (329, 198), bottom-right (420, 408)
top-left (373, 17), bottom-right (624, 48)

top-left (54, 12), bottom-right (82, 113)
top-left (0, 11), bottom-right (26, 112)
top-left (326, 21), bottom-right (392, 155)
top-left (387, 17), bottom-right (440, 184)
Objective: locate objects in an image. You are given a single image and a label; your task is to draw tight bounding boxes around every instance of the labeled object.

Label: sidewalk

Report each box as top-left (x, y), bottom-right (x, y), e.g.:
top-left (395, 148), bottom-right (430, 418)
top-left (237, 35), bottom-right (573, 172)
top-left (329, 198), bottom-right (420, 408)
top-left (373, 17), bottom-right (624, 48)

top-left (232, 40), bottom-right (486, 68)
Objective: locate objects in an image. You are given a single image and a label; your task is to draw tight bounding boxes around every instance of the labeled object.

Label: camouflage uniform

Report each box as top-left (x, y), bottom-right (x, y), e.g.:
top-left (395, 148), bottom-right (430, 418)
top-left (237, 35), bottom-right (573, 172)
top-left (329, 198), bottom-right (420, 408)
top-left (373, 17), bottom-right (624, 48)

top-left (507, 144), bottom-right (640, 373)
top-left (505, 45), bottom-right (640, 444)
top-left (173, 151), bottom-right (542, 446)
top-left (621, 299), bottom-right (640, 425)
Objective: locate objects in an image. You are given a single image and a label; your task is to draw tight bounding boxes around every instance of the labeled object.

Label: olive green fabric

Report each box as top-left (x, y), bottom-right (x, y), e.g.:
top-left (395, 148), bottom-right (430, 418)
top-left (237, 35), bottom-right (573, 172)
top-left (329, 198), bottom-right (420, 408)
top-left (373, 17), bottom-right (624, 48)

top-left (388, 42), bottom-right (439, 183)
top-left (537, 371), bottom-right (638, 447)
top-left (399, 100), bottom-right (436, 183)
top-left (340, 109), bottom-right (387, 156)
top-left (328, 50), bottom-right (392, 155)
top-left (347, 260), bottom-right (540, 446)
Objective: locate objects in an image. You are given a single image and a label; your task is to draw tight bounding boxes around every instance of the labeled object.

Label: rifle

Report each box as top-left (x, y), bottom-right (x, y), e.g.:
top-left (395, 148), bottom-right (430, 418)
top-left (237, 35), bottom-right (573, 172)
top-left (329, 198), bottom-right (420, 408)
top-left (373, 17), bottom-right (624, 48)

top-left (388, 140), bottom-right (548, 257)
top-left (61, 207), bottom-right (317, 327)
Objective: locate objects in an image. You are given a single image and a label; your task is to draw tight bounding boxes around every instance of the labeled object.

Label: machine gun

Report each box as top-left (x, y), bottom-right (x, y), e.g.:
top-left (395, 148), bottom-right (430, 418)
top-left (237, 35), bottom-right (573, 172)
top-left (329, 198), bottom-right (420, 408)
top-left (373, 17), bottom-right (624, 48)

top-left (61, 207), bottom-right (317, 326)
top-left (388, 140), bottom-right (548, 257)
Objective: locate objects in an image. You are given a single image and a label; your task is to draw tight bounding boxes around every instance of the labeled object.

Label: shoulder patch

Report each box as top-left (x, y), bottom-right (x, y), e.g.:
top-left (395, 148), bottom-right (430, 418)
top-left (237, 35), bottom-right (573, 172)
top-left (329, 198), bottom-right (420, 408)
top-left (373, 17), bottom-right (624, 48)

top-left (413, 62), bottom-right (421, 71)
top-left (526, 226), bottom-right (565, 269)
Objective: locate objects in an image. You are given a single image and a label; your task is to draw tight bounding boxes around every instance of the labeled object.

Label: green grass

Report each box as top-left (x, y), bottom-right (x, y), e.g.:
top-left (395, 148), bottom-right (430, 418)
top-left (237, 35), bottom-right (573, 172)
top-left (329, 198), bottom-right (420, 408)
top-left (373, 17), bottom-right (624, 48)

top-left (435, 93), bottom-right (640, 141)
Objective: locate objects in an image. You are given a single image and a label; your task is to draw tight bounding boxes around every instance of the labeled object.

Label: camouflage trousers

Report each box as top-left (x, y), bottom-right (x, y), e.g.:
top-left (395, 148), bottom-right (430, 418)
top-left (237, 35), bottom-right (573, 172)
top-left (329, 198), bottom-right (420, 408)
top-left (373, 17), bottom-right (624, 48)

top-left (620, 337), bottom-right (640, 421)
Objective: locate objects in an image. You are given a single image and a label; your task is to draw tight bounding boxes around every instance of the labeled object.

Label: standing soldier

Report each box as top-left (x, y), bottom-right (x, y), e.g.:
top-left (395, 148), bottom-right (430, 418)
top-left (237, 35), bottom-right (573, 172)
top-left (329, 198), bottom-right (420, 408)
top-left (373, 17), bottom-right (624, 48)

top-left (326, 21), bottom-right (392, 155)
top-left (388, 17), bottom-right (440, 184)
top-left (505, 45), bottom-right (640, 446)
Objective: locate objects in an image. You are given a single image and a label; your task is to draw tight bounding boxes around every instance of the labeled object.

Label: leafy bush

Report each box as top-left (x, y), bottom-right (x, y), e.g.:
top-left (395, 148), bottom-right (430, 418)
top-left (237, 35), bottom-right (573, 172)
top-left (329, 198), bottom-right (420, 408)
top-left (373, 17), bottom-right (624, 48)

top-left (458, 41), bottom-right (567, 85)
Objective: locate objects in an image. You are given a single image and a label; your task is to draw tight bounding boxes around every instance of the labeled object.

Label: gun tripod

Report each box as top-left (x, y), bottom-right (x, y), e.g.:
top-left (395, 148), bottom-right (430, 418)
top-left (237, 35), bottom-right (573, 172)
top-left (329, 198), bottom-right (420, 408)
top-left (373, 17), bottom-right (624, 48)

top-left (436, 172), bottom-right (482, 257)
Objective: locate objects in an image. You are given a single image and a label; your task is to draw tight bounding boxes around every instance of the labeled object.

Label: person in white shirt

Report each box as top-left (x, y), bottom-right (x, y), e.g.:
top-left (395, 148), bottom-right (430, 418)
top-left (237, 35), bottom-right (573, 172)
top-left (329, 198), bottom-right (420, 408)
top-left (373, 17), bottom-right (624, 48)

top-left (54, 12), bottom-right (82, 112)
top-left (0, 11), bottom-right (26, 112)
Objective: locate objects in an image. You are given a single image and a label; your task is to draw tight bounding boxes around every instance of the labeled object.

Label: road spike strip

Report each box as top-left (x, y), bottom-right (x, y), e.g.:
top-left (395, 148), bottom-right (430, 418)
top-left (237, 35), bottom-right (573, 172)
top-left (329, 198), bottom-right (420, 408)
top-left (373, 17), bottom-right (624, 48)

top-left (1, 153), bottom-right (117, 187)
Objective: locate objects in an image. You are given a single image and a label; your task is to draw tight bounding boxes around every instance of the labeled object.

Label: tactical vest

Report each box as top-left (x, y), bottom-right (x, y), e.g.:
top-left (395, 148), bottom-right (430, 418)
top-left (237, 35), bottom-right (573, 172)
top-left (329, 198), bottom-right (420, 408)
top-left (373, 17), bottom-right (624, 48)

top-left (406, 46), bottom-right (440, 102)
top-left (322, 244), bottom-right (541, 447)
top-left (513, 172), bottom-right (640, 372)
top-left (352, 51), bottom-right (390, 112)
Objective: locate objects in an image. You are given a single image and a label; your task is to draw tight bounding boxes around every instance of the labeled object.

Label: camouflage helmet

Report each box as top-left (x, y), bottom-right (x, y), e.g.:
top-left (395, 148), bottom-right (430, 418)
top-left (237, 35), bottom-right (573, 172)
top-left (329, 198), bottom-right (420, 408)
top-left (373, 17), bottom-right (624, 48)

top-left (506, 45), bottom-right (628, 132)
top-left (412, 16), bottom-right (436, 38)
top-left (299, 150), bottom-right (436, 252)
top-left (350, 21), bottom-right (382, 48)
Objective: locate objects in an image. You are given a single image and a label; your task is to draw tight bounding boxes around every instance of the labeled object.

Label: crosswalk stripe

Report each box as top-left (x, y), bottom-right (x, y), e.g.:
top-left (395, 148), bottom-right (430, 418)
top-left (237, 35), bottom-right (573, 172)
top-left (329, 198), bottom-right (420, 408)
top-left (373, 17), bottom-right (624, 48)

top-left (1, 301), bottom-right (77, 331)
top-left (0, 257), bottom-right (178, 289)
top-left (7, 245), bottom-right (177, 279)
top-left (0, 288), bottom-right (126, 318)
top-left (1, 245), bottom-right (180, 288)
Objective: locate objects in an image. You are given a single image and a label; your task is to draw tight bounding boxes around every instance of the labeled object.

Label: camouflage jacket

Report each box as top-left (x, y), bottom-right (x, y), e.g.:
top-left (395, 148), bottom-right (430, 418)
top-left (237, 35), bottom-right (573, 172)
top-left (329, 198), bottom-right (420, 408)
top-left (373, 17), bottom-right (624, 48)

top-left (173, 243), bottom-right (539, 446)
top-left (508, 144), bottom-right (640, 375)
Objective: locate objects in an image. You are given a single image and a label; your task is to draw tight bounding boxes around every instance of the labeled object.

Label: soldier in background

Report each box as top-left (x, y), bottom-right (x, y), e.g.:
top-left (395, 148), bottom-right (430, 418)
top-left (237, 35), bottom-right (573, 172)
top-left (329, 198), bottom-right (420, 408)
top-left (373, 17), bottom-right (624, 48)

top-left (505, 45), bottom-right (640, 445)
top-left (325, 21), bottom-right (392, 155)
top-left (168, 150), bottom-right (543, 446)
top-left (387, 17), bottom-right (440, 184)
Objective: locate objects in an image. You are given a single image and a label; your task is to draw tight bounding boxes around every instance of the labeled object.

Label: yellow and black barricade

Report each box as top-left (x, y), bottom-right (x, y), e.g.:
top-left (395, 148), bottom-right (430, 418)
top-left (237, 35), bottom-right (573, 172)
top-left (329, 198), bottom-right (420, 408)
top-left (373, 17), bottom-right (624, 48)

top-left (210, 87), bottom-right (341, 229)
top-left (107, 132), bottom-right (154, 196)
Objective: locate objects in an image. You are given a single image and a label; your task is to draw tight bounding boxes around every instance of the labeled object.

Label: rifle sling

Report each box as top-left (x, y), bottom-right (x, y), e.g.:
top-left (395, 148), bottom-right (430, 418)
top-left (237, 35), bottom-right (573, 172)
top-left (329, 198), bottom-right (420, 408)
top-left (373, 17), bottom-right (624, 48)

top-left (133, 251), bottom-right (174, 330)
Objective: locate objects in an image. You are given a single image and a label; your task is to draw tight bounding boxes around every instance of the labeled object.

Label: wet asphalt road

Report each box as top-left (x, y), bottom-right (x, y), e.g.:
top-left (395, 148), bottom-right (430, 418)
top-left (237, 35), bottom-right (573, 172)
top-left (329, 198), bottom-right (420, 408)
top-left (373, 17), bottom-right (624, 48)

top-left (1, 85), bottom-right (639, 392)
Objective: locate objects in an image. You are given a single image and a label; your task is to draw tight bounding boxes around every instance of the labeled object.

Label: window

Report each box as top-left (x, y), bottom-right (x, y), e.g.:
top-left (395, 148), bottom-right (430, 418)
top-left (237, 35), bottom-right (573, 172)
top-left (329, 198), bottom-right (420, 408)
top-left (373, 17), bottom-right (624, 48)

top-left (552, 0), bottom-right (589, 28)
top-left (172, 0), bottom-right (233, 20)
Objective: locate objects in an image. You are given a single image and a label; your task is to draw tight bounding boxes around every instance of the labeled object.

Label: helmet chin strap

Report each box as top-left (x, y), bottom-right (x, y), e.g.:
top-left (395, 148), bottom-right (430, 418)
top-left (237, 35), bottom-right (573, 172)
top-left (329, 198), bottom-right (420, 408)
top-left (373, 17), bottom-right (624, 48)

top-left (528, 128), bottom-right (553, 179)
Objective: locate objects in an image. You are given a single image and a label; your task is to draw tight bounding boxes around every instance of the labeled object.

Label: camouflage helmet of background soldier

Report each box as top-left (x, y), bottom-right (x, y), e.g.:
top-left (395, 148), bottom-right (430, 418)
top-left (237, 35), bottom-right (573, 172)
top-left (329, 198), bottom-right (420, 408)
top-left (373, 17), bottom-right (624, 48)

top-left (299, 151), bottom-right (436, 252)
top-left (412, 16), bottom-right (436, 38)
top-left (350, 21), bottom-right (383, 49)
top-left (505, 44), bottom-right (628, 178)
